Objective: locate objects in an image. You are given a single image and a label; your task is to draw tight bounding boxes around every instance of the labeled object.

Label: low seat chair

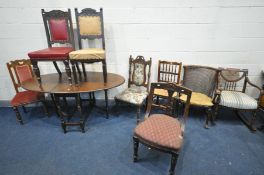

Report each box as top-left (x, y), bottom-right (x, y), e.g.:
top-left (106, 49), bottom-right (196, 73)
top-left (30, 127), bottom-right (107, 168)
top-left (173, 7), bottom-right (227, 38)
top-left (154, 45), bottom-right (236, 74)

top-left (133, 82), bottom-right (192, 175)
top-left (28, 9), bottom-right (75, 84)
top-left (115, 55), bottom-right (151, 124)
top-left (69, 8), bottom-right (107, 83)
top-left (214, 68), bottom-right (262, 131)
top-left (180, 65), bottom-right (219, 128)
top-left (154, 60), bottom-right (182, 101)
top-left (6, 59), bottom-right (48, 124)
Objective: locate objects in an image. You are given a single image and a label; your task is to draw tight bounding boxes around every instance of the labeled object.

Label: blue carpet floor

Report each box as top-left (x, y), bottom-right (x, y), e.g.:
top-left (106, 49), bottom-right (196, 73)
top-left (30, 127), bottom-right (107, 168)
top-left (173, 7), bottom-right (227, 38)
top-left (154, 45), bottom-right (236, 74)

top-left (0, 104), bottom-right (264, 175)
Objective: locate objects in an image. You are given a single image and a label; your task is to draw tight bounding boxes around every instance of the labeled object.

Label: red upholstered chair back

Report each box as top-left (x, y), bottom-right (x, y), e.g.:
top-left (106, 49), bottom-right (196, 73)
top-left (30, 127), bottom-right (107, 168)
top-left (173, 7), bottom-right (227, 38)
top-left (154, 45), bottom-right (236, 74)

top-left (6, 59), bottom-right (34, 93)
top-left (42, 9), bottom-right (75, 48)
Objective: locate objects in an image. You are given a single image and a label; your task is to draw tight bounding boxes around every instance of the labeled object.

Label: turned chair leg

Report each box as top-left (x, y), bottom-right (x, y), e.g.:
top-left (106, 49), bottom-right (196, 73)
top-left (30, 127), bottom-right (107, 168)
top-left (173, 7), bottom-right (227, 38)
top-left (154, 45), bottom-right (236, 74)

top-left (137, 106), bottom-right (141, 124)
top-left (104, 90), bottom-right (109, 119)
top-left (249, 110), bottom-right (258, 131)
top-left (13, 106), bottom-right (23, 125)
top-left (53, 61), bottom-right (62, 76)
top-left (169, 153), bottom-right (179, 175)
top-left (63, 60), bottom-right (72, 85)
top-left (31, 60), bottom-right (41, 84)
top-left (41, 100), bottom-right (49, 117)
top-left (102, 60), bottom-right (107, 83)
top-left (205, 107), bottom-right (214, 129)
top-left (133, 137), bottom-right (139, 162)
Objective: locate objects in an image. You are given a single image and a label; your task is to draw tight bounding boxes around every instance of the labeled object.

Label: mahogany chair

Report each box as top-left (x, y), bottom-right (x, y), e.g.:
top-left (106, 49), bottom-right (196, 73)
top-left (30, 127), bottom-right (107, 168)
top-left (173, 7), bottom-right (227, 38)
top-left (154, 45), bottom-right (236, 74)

top-left (154, 60), bottom-right (182, 101)
top-left (214, 68), bottom-right (262, 131)
top-left (180, 65), bottom-right (219, 128)
top-left (28, 9), bottom-right (75, 84)
top-left (115, 55), bottom-right (152, 124)
top-left (69, 8), bottom-right (107, 84)
top-left (133, 82), bottom-right (192, 175)
top-left (6, 59), bottom-right (48, 124)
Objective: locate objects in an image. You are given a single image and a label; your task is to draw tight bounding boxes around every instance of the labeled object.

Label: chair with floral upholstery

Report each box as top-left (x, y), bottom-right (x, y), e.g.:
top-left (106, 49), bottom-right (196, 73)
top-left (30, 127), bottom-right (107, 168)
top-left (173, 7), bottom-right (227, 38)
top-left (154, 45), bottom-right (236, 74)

top-left (28, 9), bottom-right (75, 84)
top-left (6, 59), bottom-right (49, 124)
top-left (133, 82), bottom-right (192, 175)
top-left (115, 55), bottom-right (152, 124)
top-left (214, 68), bottom-right (262, 131)
top-left (69, 8), bottom-right (107, 84)
top-left (180, 65), bottom-right (219, 128)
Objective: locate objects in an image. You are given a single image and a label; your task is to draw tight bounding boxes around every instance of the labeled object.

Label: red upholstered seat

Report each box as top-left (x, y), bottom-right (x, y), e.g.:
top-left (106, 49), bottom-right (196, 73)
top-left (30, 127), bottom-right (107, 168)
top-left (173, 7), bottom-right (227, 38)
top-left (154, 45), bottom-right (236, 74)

top-left (11, 91), bottom-right (42, 107)
top-left (134, 114), bottom-right (183, 150)
top-left (28, 47), bottom-right (74, 61)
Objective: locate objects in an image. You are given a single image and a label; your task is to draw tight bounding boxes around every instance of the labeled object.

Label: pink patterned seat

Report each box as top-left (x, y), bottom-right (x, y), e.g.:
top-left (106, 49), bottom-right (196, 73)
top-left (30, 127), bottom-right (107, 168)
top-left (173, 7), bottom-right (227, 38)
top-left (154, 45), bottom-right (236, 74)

top-left (134, 114), bottom-right (183, 150)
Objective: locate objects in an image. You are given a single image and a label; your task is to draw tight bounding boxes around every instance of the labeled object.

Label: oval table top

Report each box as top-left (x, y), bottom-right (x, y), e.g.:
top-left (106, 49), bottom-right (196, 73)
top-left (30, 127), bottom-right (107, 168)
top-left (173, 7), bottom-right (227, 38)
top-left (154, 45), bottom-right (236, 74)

top-left (21, 72), bottom-right (125, 94)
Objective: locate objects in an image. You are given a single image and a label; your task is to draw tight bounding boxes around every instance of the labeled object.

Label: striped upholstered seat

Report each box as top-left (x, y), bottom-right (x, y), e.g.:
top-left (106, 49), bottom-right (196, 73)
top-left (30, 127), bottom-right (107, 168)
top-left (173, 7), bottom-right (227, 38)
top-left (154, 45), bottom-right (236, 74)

top-left (220, 91), bottom-right (258, 110)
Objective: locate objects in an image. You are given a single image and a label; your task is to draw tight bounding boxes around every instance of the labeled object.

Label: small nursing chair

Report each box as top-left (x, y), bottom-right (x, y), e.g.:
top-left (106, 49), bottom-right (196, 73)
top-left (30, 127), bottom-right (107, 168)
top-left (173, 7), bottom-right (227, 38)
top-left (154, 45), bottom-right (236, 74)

top-left (69, 8), bottom-right (107, 83)
top-left (6, 59), bottom-right (48, 124)
top-left (28, 9), bottom-right (75, 84)
top-left (154, 60), bottom-right (182, 101)
top-left (133, 82), bottom-right (192, 175)
top-left (115, 55), bottom-right (152, 124)
top-left (214, 68), bottom-right (262, 131)
top-left (180, 65), bottom-right (219, 128)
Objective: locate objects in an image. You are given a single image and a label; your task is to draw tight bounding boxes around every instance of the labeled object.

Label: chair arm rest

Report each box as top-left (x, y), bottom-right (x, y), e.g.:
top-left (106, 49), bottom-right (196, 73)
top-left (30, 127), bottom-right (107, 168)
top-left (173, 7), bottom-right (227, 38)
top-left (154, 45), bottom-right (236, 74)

top-left (246, 77), bottom-right (262, 100)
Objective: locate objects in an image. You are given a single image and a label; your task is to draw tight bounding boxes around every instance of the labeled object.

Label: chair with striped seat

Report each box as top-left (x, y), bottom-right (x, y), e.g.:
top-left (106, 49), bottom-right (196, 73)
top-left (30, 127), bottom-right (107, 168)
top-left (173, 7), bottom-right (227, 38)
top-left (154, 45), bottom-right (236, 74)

top-left (214, 68), bottom-right (262, 131)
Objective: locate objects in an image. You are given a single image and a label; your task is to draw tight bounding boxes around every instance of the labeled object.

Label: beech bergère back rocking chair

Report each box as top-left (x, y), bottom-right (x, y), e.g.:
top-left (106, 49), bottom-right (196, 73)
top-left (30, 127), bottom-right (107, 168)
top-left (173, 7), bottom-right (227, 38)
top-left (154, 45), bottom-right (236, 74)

top-left (6, 59), bottom-right (48, 124)
top-left (133, 82), bottom-right (192, 175)
top-left (154, 60), bottom-right (182, 99)
top-left (214, 68), bottom-right (262, 131)
top-left (69, 8), bottom-right (107, 84)
top-left (115, 55), bottom-right (152, 124)
top-left (28, 9), bottom-right (75, 84)
top-left (180, 65), bottom-right (219, 128)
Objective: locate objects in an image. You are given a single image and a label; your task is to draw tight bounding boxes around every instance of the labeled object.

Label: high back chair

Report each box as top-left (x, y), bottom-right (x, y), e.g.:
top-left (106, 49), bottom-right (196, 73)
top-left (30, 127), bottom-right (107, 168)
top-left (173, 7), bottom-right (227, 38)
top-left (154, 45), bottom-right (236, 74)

top-left (214, 68), bottom-right (262, 131)
top-left (6, 59), bottom-right (48, 124)
top-left (154, 60), bottom-right (182, 100)
top-left (28, 9), bottom-right (75, 84)
top-left (115, 55), bottom-right (152, 124)
top-left (180, 65), bottom-right (219, 128)
top-left (133, 82), bottom-right (192, 175)
top-left (69, 8), bottom-right (107, 84)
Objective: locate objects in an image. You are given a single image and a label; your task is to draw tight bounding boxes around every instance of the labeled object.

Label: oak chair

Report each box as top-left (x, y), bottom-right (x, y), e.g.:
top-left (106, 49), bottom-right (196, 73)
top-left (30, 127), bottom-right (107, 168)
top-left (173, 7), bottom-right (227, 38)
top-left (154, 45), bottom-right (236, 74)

top-left (69, 8), bottom-right (107, 84)
top-left (115, 55), bottom-right (152, 124)
top-left (180, 65), bottom-right (219, 128)
top-left (214, 68), bottom-right (262, 131)
top-left (6, 59), bottom-right (48, 124)
top-left (28, 9), bottom-right (75, 84)
top-left (154, 60), bottom-right (182, 101)
top-left (133, 82), bottom-right (192, 175)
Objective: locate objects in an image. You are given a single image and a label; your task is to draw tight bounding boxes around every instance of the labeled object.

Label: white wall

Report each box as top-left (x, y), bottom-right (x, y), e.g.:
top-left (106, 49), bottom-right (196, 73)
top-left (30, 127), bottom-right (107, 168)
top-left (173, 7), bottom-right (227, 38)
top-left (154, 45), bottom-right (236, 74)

top-left (0, 0), bottom-right (264, 101)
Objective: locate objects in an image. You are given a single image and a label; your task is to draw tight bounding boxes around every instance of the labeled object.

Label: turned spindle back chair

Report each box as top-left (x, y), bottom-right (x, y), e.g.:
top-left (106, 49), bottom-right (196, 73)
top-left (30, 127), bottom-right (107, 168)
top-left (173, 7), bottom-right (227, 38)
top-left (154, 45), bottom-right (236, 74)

top-left (28, 9), bottom-right (75, 84)
top-left (115, 55), bottom-right (152, 123)
top-left (214, 68), bottom-right (262, 131)
top-left (133, 82), bottom-right (192, 175)
top-left (6, 59), bottom-right (48, 124)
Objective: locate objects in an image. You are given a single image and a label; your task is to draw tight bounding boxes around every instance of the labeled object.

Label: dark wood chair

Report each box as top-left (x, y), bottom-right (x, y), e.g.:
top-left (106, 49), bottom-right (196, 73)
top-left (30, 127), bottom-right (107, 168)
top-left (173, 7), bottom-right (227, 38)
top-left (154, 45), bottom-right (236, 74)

top-left (214, 68), bottom-right (262, 131)
top-left (133, 82), bottom-right (192, 175)
top-left (154, 60), bottom-right (182, 100)
top-left (69, 8), bottom-right (107, 84)
top-left (115, 55), bottom-right (152, 124)
top-left (28, 9), bottom-right (75, 85)
top-left (6, 59), bottom-right (48, 124)
top-left (180, 65), bottom-right (219, 128)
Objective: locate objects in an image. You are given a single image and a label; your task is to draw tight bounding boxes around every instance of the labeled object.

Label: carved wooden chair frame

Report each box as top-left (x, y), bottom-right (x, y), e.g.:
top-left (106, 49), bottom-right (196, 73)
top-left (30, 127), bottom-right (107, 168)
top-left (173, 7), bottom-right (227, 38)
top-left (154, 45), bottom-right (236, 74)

top-left (133, 82), bottom-right (192, 175)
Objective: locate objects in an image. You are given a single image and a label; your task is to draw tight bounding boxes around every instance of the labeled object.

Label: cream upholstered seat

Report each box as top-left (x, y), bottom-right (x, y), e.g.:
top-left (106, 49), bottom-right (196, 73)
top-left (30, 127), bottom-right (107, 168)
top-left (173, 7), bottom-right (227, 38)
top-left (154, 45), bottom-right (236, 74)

top-left (180, 92), bottom-right (213, 107)
top-left (69, 48), bottom-right (105, 60)
top-left (219, 91), bottom-right (258, 109)
top-left (115, 86), bottom-right (148, 105)
top-left (154, 88), bottom-right (177, 97)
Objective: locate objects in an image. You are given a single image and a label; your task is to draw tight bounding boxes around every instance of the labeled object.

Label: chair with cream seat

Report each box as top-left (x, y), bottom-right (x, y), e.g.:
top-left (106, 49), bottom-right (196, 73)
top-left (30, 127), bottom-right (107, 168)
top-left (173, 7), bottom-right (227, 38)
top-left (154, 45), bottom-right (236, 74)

top-left (180, 65), bottom-right (219, 128)
top-left (69, 8), bottom-right (107, 83)
top-left (214, 68), bottom-right (262, 131)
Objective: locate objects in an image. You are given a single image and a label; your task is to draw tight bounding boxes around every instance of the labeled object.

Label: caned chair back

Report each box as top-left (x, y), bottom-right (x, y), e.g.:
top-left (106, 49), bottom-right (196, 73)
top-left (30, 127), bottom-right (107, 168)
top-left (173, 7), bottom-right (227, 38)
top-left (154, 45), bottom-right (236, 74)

top-left (6, 59), bottom-right (34, 93)
top-left (182, 65), bottom-right (218, 97)
top-left (145, 82), bottom-right (192, 132)
top-left (128, 55), bottom-right (152, 91)
top-left (218, 68), bottom-right (248, 93)
top-left (42, 9), bottom-right (74, 48)
top-left (158, 60), bottom-right (182, 84)
top-left (75, 8), bottom-right (105, 49)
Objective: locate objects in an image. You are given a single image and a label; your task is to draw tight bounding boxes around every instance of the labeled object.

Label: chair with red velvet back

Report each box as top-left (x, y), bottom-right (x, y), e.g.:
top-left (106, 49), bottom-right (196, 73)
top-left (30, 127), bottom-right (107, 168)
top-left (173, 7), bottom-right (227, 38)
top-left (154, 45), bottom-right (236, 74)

top-left (6, 59), bottom-right (48, 124)
top-left (28, 9), bottom-right (75, 85)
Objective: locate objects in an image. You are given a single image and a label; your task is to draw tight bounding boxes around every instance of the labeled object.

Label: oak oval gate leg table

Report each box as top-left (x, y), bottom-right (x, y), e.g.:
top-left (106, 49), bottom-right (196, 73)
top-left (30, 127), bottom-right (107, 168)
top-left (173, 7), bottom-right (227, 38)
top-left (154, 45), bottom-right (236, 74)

top-left (22, 72), bottom-right (125, 133)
